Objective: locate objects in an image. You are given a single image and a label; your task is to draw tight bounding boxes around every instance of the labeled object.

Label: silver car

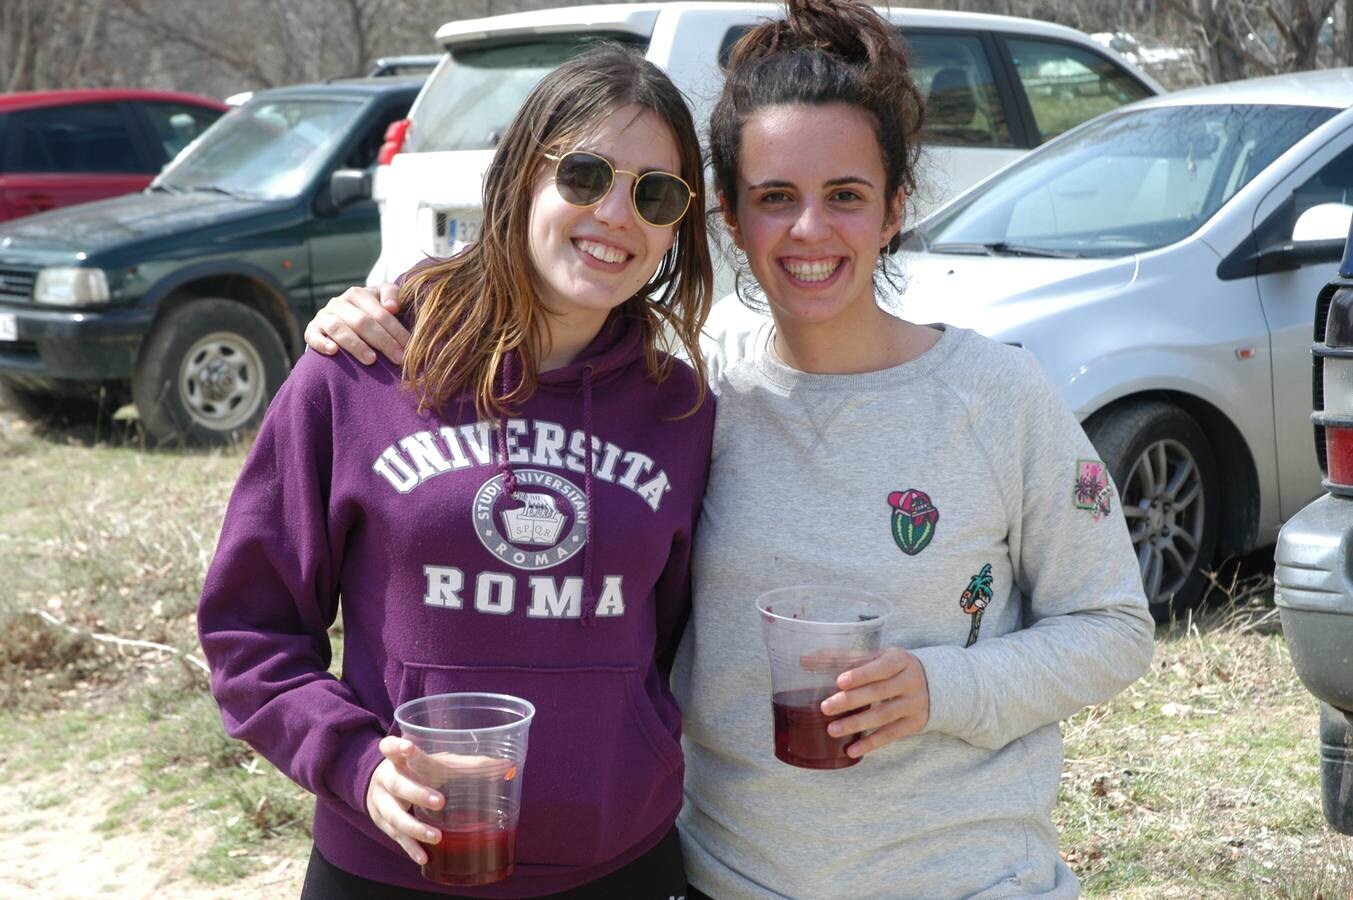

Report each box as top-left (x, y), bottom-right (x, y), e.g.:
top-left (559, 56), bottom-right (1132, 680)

top-left (891, 69), bottom-right (1353, 616)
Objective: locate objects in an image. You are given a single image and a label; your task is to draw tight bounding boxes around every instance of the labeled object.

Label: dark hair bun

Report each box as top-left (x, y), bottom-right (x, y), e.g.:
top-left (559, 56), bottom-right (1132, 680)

top-left (712, 0), bottom-right (925, 234)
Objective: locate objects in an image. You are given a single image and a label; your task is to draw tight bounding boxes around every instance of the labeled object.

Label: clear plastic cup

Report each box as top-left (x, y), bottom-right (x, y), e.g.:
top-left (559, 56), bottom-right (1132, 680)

top-left (757, 586), bottom-right (894, 770)
top-left (394, 692), bottom-right (536, 886)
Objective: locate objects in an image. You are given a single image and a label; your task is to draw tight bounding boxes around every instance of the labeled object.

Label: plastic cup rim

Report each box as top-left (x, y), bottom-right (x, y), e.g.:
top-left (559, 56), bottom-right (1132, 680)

top-left (755, 584), bottom-right (895, 627)
top-left (394, 691), bottom-right (537, 738)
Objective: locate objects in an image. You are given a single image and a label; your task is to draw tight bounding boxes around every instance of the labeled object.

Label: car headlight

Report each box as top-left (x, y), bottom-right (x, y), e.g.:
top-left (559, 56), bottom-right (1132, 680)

top-left (33, 267), bottom-right (111, 306)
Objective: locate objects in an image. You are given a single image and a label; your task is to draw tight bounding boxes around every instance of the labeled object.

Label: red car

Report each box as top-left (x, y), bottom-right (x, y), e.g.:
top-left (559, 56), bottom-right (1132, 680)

top-left (0, 89), bottom-right (227, 222)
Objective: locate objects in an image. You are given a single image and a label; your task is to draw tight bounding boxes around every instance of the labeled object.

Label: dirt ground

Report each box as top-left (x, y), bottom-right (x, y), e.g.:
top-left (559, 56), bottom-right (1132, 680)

top-left (0, 759), bottom-right (306, 899)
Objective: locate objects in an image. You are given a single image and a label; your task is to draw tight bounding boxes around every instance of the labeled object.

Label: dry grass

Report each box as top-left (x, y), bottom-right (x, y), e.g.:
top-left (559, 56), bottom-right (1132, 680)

top-left (3, 409), bottom-right (1353, 894)
top-left (1058, 569), bottom-right (1353, 898)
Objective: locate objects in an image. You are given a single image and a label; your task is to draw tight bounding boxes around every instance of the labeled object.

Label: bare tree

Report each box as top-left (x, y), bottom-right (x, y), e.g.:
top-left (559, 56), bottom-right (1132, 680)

top-left (4, 0), bottom-right (1352, 100)
top-left (1270, 0), bottom-right (1337, 70)
top-left (1, 0), bottom-right (109, 92)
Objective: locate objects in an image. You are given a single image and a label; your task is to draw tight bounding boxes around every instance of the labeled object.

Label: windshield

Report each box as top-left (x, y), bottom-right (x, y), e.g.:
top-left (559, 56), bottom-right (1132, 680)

top-left (916, 103), bottom-right (1337, 257)
top-left (155, 98), bottom-right (364, 200)
top-left (407, 37), bottom-right (646, 153)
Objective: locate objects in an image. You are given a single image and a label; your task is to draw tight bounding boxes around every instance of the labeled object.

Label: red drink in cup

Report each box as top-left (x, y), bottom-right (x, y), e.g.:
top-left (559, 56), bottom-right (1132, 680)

top-left (772, 688), bottom-right (858, 769)
top-left (422, 807), bottom-right (518, 886)
top-left (757, 586), bottom-right (893, 770)
top-left (395, 693), bottom-right (535, 886)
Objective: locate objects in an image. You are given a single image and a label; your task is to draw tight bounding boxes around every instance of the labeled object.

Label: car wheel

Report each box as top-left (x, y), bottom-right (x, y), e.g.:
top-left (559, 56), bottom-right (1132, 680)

top-left (132, 298), bottom-right (287, 446)
top-left (1086, 401), bottom-right (1221, 621)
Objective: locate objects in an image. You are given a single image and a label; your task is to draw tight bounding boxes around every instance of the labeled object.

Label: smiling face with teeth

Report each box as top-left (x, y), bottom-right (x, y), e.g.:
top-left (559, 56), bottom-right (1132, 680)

top-left (724, 103), bottom-right (905, 354)
top-left (527, 104), bottom-right (682, 338)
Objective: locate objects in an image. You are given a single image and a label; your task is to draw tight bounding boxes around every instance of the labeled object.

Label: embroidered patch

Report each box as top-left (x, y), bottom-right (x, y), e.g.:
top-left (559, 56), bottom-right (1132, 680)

top-left (960, 563), bottom-right (994, 648)
top-left (1073, 459), bottom-right (1113, 521)
top-left (888, 489), bottom-right (939, 555)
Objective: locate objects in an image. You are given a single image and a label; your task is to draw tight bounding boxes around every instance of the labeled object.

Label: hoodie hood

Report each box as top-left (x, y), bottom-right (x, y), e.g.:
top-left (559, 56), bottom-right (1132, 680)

top-left (535, 310), bottom-right (647, 392)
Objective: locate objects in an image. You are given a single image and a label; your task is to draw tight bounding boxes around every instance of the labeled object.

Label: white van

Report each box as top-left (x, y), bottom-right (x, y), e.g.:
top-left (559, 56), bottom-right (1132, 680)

top-left (368, 2), bottom-right (1162, 286)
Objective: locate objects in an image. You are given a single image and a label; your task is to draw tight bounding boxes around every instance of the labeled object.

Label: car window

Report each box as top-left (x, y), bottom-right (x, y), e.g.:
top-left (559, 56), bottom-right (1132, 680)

top-left (1004, 38), bottom-right (1153, 143)
top-left (407, 38), bottom-right (645, 153)
top-left (344, 101), bottom-right (415, 170)
top-left (920, 104), bottom-right (1337, 257)
top-left (137, 102), bottom-right (223, 163)
top-left (156, 98), bottom-right (364, 200)
top-left (9, 103), bottom-right (145, 174)
top-left (1290, 144), bottom-right (1353, 216)
top-left (909, 32), bottom-right (1013, 148)
top-left (720, 27), bottom-right (1017, 149)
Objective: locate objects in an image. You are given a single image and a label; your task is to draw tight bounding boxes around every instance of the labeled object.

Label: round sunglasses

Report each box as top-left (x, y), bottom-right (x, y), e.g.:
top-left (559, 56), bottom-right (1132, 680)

top-left (546, 150), bottom-right (694, 228)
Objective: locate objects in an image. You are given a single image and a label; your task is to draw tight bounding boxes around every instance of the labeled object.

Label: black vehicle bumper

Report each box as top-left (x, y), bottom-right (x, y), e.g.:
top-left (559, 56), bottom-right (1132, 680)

top-left (0, 303), bottom-right (152, 390)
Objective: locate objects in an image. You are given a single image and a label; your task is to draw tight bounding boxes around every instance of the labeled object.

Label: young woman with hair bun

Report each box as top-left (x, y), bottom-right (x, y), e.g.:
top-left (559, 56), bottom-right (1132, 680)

top-left (305, 2), bottom-right (1155, 896)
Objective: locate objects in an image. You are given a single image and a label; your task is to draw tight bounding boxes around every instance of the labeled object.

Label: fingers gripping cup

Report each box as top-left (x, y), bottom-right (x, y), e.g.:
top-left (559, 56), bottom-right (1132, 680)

top-left (393, 693), bottom-right (535, 886)
top-left (757, 586), bottom-right (893, 770)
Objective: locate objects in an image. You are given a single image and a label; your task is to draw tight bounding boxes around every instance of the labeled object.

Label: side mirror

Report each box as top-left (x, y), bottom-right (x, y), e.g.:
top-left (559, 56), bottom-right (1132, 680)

top-left (1295, 203), bottom-right (1353, 243)
top-left (329, 168), bottom-right (372, 210)
top-left (1248, 203), bottom-right (1352, 275)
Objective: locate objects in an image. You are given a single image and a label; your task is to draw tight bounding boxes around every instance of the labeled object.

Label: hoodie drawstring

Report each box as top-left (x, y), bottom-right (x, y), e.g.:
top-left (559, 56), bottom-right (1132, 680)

top-left (579, 363), bottom-right (598, 625)
top-left (496, 351), bottom-right (518, 498)
top-left (496, 350), bottom-right (598, 626)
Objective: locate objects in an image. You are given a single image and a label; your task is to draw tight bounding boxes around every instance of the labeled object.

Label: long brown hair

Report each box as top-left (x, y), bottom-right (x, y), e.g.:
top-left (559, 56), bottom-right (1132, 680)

top-left (400, 46), bottom-right (711, 419)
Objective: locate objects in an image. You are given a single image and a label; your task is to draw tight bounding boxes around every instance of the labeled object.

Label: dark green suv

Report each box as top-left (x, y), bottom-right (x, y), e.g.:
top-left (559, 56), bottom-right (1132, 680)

top-left (0, 76), bottom-right (421, 444)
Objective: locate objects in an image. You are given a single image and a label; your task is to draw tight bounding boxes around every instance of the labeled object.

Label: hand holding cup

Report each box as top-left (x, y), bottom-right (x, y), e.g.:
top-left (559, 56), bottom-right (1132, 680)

top-left (365, 736), bottom-right (446, 866)
top-left (819, 646), bottom-right (931, 758)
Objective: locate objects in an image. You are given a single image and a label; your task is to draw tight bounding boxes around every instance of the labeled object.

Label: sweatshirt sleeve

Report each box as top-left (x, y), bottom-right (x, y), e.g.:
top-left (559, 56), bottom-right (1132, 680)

top-left (913, 349), bottom-right (1155, 750)
top-left (197, 365), bottom-right (387, 814)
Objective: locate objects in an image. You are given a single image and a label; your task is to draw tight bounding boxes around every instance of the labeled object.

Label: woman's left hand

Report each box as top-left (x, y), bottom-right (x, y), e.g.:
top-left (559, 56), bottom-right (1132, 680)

top-left (820, 647), bottom-right (930, 758)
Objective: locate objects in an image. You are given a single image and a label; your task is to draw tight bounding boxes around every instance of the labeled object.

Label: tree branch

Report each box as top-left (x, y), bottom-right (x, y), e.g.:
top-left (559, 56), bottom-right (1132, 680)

top-left (1159, 0), bottom-right (1280, 75)
top-left (112, 0), bottom-right (278, 88)
top-left (27, 608), bottom-right (210, 675)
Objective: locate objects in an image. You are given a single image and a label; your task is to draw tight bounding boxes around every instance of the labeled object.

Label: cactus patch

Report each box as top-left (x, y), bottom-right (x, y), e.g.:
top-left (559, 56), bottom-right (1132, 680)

top-left (888, 488), bottom-right (939, 555)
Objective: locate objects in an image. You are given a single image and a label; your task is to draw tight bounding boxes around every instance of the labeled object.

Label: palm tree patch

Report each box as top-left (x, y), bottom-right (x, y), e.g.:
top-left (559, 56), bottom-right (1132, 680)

top-left (1074, 459), bottom-right (1113, 521)
top-left (960, 563), bottom-right (994, 647)
top-left (888, 489), bottom-right (939, 555)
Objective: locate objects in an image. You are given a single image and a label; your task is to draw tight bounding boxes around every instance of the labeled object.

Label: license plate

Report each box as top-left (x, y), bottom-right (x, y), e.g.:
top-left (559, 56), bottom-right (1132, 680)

top-left (0, 312), bottom-right (15, 342)
top-left (433, 213), bottom-right (483, 257)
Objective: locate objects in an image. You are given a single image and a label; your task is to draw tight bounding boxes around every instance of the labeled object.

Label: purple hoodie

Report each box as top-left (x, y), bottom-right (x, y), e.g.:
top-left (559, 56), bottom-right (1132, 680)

top-left (198, 311), bottom-right (713, 897)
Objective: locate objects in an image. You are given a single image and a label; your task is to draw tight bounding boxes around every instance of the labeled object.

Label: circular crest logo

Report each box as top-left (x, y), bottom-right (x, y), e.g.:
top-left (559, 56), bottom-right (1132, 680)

top-left (473, 469), bottom-right (588, 570)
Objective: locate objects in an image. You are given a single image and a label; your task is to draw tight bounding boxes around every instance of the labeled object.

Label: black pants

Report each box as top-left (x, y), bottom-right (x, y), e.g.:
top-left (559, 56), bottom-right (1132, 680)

top-left (301, 827), bottom-right (687, 899)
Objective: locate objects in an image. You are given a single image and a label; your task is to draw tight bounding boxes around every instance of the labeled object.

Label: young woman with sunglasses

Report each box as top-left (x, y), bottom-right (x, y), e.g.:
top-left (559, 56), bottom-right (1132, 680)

top-left (197, 47), bottom-right (714, 898)
top-left (304, 1), bottom-right (1156, 896)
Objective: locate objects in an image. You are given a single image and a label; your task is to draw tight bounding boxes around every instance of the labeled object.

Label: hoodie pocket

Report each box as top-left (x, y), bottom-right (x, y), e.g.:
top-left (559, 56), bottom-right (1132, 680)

top-left (395, 662), bottom-right (683, 870)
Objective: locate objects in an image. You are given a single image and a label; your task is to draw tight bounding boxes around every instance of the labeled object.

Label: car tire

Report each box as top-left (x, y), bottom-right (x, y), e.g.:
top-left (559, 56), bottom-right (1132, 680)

top-left (1086, 401), bottom-right (1221, 621)
top-left (132, 298), bottom-right (288, 447)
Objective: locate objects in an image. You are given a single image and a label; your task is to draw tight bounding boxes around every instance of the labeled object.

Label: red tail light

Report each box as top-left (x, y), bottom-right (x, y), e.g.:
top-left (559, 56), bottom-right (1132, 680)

top-left (1329, 425), bottom-right (1353, 484)
top-left (1315, 284), bottom-right (1353, 494)
top-left (378, 118), bottom-right (411, 166)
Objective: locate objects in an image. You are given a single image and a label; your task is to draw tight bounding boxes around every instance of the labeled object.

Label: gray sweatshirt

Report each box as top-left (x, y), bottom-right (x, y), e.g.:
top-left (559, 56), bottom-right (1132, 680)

top-left (671, 315), bottom-right (1155, 899)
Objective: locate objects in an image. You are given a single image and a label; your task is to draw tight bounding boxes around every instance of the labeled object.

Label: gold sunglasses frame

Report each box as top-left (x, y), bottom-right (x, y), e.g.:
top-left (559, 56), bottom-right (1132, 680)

top-left (545, 150), bottom-right (694, 228)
